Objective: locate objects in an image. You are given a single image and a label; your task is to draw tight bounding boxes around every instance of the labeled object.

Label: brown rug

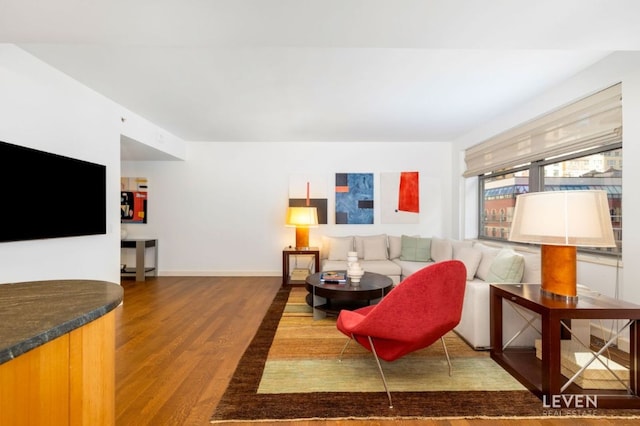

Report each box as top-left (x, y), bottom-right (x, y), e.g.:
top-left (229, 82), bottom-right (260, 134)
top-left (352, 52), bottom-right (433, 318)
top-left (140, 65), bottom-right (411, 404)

top-left (211, 286), bottom-right (640, 422)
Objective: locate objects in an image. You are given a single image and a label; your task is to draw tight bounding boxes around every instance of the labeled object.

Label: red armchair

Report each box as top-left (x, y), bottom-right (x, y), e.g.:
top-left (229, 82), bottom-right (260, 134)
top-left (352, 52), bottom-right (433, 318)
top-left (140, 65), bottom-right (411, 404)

top-left (336, 260), bottom-right (467, 407)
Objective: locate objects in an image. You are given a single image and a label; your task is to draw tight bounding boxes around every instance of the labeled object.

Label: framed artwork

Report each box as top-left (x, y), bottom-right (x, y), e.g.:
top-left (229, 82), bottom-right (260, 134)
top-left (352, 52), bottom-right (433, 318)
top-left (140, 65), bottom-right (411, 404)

top-left (288, 174), bottom-right (328, 224)
top-left (381, 171), bottom-right (420, 224)
top-left (335, 173), bottom-right (374, 224)
top-left (121, 177), bottom-right (148, 224)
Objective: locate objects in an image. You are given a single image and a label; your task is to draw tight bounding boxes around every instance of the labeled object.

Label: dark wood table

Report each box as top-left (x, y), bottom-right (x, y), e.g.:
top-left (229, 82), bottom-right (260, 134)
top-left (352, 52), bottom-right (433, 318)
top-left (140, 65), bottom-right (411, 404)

top-left (305, 271), bottom-right (393, 319)
top-left (490, 283), bottom-right (640, 409)
top-left (282, 247), bottom-right (320, 286)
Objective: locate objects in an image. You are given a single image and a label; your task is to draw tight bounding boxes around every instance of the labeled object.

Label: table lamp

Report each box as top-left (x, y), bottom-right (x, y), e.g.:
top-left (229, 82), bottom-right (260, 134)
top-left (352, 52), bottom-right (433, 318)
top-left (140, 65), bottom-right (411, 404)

top-left (286, 206), bottom-right (318, 250)
top-left (508, 190), bottom-right (616, 301)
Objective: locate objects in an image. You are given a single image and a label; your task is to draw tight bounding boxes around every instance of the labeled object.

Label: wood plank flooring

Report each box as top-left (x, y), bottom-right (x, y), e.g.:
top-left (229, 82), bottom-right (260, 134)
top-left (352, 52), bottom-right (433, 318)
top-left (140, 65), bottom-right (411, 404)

top-left (115, 277), bottom-right (633, 425)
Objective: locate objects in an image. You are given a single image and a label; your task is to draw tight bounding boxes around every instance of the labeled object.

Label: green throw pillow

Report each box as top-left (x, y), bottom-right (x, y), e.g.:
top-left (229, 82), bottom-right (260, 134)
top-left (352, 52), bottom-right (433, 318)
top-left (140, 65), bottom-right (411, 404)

top-left (400, 235), bottom-right (432, 262)
top-left (486, 248), bottom-right (525, 283)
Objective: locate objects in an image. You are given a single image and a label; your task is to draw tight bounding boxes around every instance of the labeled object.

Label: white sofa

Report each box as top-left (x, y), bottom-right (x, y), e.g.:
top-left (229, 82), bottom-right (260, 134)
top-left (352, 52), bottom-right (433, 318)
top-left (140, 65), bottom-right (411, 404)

top-left (320, 234), bottom-right (542, 350)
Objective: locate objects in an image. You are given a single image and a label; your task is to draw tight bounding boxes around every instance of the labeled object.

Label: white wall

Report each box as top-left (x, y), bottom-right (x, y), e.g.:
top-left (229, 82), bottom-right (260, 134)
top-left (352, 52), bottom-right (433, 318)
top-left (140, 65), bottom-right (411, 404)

top-left (453, 52), bottom-right (640, 303)
top-left (0, 45), bottom-right (184, 285)
top-left (121, 141), bottom-right (452, 275)
top-left (5, 43), bottom-right (638, 305)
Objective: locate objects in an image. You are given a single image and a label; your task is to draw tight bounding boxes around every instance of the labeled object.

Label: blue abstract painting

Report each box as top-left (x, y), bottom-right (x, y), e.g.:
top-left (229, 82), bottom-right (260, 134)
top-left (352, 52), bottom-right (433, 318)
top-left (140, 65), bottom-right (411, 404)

top-left (335, 173), bottom-right (374, 224)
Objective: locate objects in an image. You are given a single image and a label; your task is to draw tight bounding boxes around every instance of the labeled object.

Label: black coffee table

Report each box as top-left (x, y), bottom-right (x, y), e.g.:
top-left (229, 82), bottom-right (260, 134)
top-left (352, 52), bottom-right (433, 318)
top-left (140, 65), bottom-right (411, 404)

top-left (305, 271), bottom-right (393, 319)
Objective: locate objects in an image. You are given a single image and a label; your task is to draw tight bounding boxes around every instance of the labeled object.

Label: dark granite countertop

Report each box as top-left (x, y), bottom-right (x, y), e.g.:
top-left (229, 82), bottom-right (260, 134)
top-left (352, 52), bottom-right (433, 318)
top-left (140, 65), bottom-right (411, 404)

top-left (0, 280), bottom-right (124, 365)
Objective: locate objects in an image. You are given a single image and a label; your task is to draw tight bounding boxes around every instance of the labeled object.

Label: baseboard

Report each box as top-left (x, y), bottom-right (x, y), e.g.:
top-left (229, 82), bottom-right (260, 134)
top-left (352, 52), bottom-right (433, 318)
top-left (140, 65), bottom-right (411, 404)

top-left (157, 270), bottom-right (281, 277)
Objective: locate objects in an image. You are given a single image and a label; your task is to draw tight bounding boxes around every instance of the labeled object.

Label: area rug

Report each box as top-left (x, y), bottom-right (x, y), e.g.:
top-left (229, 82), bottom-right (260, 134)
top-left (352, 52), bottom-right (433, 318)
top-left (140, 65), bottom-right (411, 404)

top-left (211, 286), bottom-right (640, 422)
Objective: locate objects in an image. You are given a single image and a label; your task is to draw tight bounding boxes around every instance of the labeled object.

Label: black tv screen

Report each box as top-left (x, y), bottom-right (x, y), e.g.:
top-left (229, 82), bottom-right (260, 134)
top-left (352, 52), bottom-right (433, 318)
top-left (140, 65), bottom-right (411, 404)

top-left (0, 140), bottom-right (107, 242)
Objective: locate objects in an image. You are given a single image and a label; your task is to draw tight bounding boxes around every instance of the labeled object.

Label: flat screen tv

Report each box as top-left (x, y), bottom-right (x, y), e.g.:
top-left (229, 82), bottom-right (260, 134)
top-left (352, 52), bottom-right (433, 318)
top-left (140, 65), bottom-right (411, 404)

top-left (0, 140), bottom-right (107, 242)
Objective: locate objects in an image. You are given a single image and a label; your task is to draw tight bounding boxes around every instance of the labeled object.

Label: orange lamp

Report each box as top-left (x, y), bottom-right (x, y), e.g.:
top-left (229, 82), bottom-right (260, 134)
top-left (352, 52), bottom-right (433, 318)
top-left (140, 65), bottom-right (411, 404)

top-left (285, 207), bottom-right (318, 249)
top-left (509, 190), bottom-right (616, 302)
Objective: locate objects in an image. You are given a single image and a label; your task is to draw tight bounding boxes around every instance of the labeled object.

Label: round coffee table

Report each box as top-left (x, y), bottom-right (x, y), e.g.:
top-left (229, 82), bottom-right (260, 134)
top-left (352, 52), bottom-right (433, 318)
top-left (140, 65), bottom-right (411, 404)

top-left (305, 271), bottom-right (393, 318)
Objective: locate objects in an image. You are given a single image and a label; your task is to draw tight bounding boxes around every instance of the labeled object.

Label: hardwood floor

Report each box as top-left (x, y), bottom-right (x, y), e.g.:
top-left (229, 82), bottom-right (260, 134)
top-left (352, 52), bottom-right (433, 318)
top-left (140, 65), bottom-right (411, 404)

top-left (115, 277), bottom-right (634, 426)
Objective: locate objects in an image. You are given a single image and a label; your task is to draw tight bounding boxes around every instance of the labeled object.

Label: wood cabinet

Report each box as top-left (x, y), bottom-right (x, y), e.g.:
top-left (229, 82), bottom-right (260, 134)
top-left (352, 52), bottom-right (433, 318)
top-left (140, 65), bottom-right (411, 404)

top-left (0, 280), bottom-right (122, 425)
top-left (0, 310), bottom-right (115, 425)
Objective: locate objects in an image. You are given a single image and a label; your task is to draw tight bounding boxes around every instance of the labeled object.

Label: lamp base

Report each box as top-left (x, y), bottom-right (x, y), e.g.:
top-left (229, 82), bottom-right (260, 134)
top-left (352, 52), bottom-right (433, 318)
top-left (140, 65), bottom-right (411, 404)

top-left (295, 227), bottom-right (310, 250)
top-left (540, 244), bottom-right (578, 302)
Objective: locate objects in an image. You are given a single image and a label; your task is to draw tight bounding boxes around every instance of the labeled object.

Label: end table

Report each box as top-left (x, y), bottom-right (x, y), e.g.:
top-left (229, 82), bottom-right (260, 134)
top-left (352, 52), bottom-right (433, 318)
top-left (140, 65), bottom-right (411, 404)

top-left (282, 247), bottom-right (320, 286)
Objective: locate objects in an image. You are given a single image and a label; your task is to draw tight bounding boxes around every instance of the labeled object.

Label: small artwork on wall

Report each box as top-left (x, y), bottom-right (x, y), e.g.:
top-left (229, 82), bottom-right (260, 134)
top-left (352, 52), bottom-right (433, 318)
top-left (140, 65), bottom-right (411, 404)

top-left (380, 171), bottom-right (420, 224)
top-left (335, 173), bottom-right (374, 224)
top-left (121, 177), bottom-right (148, 224)
top-left (288, 174), bottom-right (328, 224)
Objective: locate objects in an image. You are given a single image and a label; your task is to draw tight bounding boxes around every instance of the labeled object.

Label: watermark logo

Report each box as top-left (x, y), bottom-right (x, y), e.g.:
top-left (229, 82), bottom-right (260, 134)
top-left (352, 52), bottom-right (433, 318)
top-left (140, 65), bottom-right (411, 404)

top-left (542, 394), bottom-right (598, 416)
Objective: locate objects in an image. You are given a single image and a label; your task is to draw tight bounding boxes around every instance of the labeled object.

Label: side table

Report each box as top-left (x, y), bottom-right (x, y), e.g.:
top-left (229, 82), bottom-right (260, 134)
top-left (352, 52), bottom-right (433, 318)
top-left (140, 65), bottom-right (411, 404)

top-left (121, 239), bottom-right (158, 281)
top-left (282, 247), bottom-right (320, 286)
top-left (490, 283), bottom-right (640, 409)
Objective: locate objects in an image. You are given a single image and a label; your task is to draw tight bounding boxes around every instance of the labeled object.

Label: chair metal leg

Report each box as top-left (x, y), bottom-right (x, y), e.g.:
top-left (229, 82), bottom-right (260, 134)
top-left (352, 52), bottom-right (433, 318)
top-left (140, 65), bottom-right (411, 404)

top-left (441, 336), bottom-right (452, 376)
top-left (339, 338), bottom-right (352, 361)
top-left (367, 336), bottom-right (393, 408)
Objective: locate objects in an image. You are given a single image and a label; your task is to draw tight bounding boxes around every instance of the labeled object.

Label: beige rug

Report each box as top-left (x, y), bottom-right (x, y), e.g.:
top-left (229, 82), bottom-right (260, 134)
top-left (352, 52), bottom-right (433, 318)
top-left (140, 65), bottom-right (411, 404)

top-left (258, 287), bottom-right (525, 394)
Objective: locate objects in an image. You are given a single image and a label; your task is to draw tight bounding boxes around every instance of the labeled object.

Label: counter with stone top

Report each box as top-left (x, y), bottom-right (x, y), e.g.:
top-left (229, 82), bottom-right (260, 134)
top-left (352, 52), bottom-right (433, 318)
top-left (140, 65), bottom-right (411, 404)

top-left (0, 279), bottom-right (123, 364)
top-left (0, 279), bottom-right (123, 424)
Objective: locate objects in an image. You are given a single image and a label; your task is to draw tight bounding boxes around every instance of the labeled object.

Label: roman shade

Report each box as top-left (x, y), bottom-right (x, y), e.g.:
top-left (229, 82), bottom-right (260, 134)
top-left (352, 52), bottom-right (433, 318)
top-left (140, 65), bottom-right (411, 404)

top-left (463, 83), bottom-right (622, 178)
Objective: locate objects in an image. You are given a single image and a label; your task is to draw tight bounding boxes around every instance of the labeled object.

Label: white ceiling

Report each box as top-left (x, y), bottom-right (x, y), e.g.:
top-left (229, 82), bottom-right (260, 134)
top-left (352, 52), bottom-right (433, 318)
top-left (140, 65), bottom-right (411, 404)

top-left (2, 1), bottom-right (640, 152)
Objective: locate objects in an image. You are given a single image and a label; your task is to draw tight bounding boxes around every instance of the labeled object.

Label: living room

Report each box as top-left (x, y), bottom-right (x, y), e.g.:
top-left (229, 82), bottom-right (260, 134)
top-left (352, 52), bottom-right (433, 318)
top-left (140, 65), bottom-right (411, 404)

top-left (2, 1), bottom-right (640, 423)
top-left (2, 52), bottom-right (639, 303)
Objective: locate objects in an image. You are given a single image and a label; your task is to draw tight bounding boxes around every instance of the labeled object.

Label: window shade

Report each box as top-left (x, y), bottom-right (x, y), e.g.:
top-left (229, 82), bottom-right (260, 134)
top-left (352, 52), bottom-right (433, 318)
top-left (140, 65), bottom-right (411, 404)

top-left (463, 83), bottom-right (622, 178)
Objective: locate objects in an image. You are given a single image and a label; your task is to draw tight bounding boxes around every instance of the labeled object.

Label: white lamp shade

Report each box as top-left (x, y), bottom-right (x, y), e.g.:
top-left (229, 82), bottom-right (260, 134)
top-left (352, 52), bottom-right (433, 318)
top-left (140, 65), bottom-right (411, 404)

top-left (509, 190), bottom-right (615, 247)
top-left (285, 207), bottom-right (318, 227)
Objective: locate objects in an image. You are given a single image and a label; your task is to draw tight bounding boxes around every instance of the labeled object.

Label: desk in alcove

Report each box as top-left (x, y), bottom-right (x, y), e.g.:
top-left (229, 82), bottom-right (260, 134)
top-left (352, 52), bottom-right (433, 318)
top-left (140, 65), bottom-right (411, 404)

top-left (121, 238), bottom-right (158, 281)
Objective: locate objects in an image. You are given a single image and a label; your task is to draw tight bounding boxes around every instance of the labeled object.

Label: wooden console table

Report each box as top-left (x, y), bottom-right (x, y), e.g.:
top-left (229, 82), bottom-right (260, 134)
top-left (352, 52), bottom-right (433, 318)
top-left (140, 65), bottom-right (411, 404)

top-left (121, 238), bottom-right (158, 281)
top-left (490, 283), bottom-right (640, 409)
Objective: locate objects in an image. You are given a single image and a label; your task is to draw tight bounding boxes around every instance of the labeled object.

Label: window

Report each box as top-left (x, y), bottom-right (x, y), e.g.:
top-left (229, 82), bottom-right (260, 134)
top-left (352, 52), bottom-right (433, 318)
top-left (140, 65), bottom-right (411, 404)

top-left (467, 84), bottom-right (622, 256)
top-left (477, 146), bottom-right (622, 255)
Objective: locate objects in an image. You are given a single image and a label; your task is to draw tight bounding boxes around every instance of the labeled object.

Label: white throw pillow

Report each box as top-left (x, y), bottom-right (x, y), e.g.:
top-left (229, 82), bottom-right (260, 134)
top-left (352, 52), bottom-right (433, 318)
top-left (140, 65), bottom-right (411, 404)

top-left (454, 247), bottom-right (482, 281)
top-left (452, 239), bottom-right (474, 259)
top-left (388, 235), bottom-right (402, 259)
top-left (430, 237), bottom-right (453, 262)
top-left (355, 235), bottom-right (387, 258)
top-left (473, 243), bottom-right (502, 281)
top-left (486, 248), bottom-right (525, 283)
top-left (327, 236), bottom-right (354, 261)
top-left (362, 235), bottom-right (389, 260)
top-left (521, 252), bottom-right (542, 283)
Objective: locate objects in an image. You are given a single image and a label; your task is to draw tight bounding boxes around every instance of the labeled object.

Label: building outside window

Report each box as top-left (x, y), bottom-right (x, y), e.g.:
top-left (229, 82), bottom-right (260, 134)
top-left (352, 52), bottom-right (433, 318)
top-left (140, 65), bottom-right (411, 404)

top-left (479, 147), bottom-right (622, 255)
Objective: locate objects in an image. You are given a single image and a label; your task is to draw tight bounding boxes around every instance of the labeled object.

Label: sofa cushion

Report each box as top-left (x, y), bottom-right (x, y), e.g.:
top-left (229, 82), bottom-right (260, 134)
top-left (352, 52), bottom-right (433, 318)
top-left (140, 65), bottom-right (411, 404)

top-left (400, 235), bottom-right (431, 262)
top-left (392, 259), bottom-right (433, 278)
top-left (324, 236), bottom-right (354, 261)
top-left (473, 243), bottom-right (502, 281)
top-left (360, 259), bottom-right (402, 277)
top-left (430, 237), bottom-right (452, 262)
top-left (452, 239), bottom-right (474, 259)
top-left (356, 235), bottom-right (389, 260)
top-left (454, 247), bottom-right (482, 281)
top-left (521, 251), bottom-right (542, 283)
top-left (486, 248), bottom-right (525, 283)
top-left (388, 235), bottom-right (402, 259)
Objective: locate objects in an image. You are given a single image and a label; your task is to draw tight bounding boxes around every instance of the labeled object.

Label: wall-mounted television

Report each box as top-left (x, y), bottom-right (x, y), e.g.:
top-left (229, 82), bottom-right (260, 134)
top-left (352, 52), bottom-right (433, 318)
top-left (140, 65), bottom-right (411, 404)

top-left (0, 140), bottom-right (107, 243)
